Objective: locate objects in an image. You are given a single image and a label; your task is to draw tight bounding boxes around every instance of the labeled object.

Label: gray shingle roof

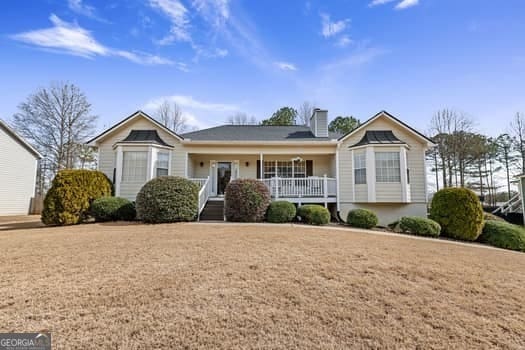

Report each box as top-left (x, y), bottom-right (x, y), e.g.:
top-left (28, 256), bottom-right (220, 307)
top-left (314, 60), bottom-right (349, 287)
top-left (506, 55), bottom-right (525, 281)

top-left (119, 130), bottom-right (173, 147)
top-left (182, 125), bottom-right (341, 141)
top-left (350, 130), bottom-right (405, 148)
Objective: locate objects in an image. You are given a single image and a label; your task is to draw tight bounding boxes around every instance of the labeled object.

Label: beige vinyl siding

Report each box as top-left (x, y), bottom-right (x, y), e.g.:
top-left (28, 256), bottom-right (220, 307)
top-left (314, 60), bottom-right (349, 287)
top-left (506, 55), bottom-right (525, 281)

top-left (339, 116), bottom-right (428, 204)
top-left (354, 184), bottom-right (368, 202)
top-left (0, 126), bottom-right (38, 215)
top-left (376, 183), bottom-right (403, 202)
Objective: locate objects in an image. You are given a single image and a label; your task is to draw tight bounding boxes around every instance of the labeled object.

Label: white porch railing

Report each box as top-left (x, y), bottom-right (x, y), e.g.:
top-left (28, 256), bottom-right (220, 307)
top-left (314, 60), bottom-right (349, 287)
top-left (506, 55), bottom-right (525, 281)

top-left (260, 176), bottom-right (336, 199)
top-left (189, 178), bottom-right (208, 189)
top-left (196, 176), bottom-right (211, 220)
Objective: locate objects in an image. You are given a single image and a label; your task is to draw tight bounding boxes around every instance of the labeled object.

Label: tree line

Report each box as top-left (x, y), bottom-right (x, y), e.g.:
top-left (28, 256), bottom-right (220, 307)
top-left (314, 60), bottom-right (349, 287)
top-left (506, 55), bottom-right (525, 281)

top-left (427, 109), bottom-right (523, 205)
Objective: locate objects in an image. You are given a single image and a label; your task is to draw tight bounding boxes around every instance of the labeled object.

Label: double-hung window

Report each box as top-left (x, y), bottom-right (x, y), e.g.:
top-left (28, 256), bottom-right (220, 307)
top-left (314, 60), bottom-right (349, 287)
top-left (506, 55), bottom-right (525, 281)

top-left (122, 151), bottom-right (147, 182)
top-left (156, 152), bottom-right (169, 177)
top-left (375, 152), bottom-right (401, 183)
top-left (354, 152), bottom-right (367, 185)
top-left (263, 160), bottom-right (307, 178)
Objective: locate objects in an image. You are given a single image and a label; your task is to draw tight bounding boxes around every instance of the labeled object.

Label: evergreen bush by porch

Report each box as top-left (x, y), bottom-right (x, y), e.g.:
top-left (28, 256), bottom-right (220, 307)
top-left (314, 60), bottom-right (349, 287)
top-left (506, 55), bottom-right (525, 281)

top-left (42, 170), bottom-right (112, 225)
top-left (90, 197), bottom-right (136, 222)
top-left (429, 187), bottom-right (484, 241)
top-left (266, 201), bottom-right (296, 223)
top-left (224, 179), bottom-right (271, 222)
top-left (399, 216), bottom-right (441, 237)
top-left (346, 209), bottom-right (378, 229)
top-left (297, 205), bottom-right (330, 225)
top-left (135, 176), bottom-right (199, 223)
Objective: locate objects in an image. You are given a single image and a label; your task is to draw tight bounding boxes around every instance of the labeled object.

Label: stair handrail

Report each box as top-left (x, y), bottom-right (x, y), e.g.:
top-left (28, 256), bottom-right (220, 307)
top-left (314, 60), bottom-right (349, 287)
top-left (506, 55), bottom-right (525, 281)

top-left (197, 176), bottom-right (211, 220)
top-left (493, 193), bottom-right (521, 214)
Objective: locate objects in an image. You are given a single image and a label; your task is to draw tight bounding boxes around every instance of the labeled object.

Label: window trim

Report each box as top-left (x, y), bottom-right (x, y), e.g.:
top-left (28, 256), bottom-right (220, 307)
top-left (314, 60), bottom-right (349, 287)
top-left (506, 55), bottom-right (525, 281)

top-left (122, 151), bottom-right (148, 183)
top-left (155, 151), bottom-right (170, 177)
top-left (353, 152), bottom-right (367, 185)
top-left (375, 151), bottom-right (401, 183)
top-left (262, 160), bottom-right (306, 179)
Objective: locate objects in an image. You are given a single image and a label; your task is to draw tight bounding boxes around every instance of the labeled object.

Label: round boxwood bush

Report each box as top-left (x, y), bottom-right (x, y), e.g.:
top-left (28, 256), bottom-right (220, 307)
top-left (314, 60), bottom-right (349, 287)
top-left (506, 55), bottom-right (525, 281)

top-left (399, 216), bottom-right (441, 237)
top-left (297, 205), bottom-right (330, 225)
top-left (90, 197), bottom-right (136, 222)
top-left (267, 201), bottom-right (296, 223)
top-left (136, 176), bottom-right (199, 223)
top-left (478, 221), bottom-right (525, 252)
top-left (346, 209), bottom-right (378, 229)
top-left (429, 187), bottom-right (483, 241)
top-left (225, 179), bottom-right (271, 222)
top-left (42, 170), bottom-right (112, 225)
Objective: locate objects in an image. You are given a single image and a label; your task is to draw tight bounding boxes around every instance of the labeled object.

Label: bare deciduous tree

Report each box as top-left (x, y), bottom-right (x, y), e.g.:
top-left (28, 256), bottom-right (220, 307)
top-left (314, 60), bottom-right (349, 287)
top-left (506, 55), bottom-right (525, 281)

top-left (298, 101), bottom-right (314, 126)
top-left (509, 112), bottom-right (525, 173)
top-left (12, 82), bottom-right (97, 182)
top-left (155, 100), bottom-right (188, 133)
top-left (226, 112), bottom-right (257, 125)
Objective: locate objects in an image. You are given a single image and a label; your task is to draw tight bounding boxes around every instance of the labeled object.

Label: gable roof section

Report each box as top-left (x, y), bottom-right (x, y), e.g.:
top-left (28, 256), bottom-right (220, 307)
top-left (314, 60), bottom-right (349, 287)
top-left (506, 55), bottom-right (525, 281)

top-left (338, 111), bottom-right (435, 146)
top-left (182, 125), bottom-right (341, 141)
top-left (0, 119), bottom-right (42, 159)
top-left (350, 130), bottom-right (406, 148)
top-left (117, 130), bottom-right (173, 147)
top-left (86, 110), bottom-right (184, 145)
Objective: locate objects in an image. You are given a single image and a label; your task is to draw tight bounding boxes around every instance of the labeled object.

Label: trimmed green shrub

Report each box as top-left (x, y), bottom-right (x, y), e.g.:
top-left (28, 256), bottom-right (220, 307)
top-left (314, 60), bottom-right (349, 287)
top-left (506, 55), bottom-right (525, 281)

top-left (484, 212), bottom-right (506, 222)
top-left (478, 221), bottom-right (525, 252)
top-left (90, 197), bottom-right (136, 222)
top-left (399, 216), bottom-right (441, 237)
top-left (346, 209), bottom-right (378, 229)
top-left (225, 179), bottom-right (271, 222)
top-left (429, 187), bottom-right (484, 241)
top-left (136, 176), bottom-right (199, 223)
top-left (297, 205), bottom-right (330, 225)
top-left (267, 201), bottom-right (296, 223)
top-left (42, 170), bottom-right (112, 225)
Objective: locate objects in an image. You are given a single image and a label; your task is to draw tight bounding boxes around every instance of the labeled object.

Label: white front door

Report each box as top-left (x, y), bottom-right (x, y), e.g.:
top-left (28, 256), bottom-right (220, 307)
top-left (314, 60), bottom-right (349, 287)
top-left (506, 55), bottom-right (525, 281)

top-left (210, 160), bottom-right (239, 196)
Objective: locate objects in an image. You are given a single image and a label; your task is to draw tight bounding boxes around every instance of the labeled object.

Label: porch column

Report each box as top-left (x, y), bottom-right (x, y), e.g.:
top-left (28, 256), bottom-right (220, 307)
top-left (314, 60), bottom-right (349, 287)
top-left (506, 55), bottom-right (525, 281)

top-left (184, 152), bottom-right (189, 178)
top-left (115, 146), bottom-right (123, 197)
top-left (259, 153), bottom-right (263, 179)
top-left (323, 174), bottom-right (328, 207)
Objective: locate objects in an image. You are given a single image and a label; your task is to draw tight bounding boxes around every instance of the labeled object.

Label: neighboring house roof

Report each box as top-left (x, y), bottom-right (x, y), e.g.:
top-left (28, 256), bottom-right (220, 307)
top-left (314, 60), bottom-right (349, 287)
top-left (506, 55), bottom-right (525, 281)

top-left (182, 125), bottom-right (341, 141)
top-left (86, 110), bottom-right (184, 145)
top-left (117, 130), bottom-right (173, 147)
top-left (350, 130), bottom-right (406, 148)
top-left (338, 110), bottom-right (435, 146)
top-left (0, 119), bottom-right (42, 159)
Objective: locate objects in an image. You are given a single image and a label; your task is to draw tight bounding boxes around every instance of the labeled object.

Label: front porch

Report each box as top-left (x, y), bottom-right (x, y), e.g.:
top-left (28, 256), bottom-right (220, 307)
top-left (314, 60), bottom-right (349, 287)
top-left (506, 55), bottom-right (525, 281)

top-left (186, 152), bottom-right (338, 218)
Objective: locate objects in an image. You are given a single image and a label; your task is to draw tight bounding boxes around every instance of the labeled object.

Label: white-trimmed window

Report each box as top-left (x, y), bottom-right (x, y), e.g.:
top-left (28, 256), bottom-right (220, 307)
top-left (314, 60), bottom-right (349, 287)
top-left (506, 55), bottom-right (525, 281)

top-left (156, 152), bottom-right (169, 177)
top-left (263, 160), bottom-right (306, 178)
top-left (354, 152), bottom-right (366, 185)
top-left (375, 152), bottom-right (401, 183)
top-left (122, 151), bottom-right (147, 182)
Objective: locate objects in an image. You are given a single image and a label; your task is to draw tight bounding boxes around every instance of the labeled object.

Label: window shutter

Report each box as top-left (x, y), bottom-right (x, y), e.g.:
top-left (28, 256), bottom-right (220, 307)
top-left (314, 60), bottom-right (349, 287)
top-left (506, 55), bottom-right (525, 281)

top-left (112, 168), bottom-right (116, 184)
top-left (306, 160), bottom-right (313, 177)
top-left (256, 160), bottom-right (261, 179)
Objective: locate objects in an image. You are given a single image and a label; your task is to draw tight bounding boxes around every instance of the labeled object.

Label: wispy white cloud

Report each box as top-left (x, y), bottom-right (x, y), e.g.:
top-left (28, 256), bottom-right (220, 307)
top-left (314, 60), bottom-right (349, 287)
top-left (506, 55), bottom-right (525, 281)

top-left (395, 0), bottom-right (419, 9)
top-left (320, 13), bottom-right (350, 38)
top-left (321, 47), bottom-right (388, 71)
top-left (67, 0), bottom-right (109, 22)
top-left (149, 0), bottom-right (191, 44)
top-left (192, 0), bottom-right (230, 28)
top-left (10, 14), bottom-right (181, 67)
top-left (274, 61), bottom-right (297, 71)
top-left (144, 95), bottom-right (240, 112)
top-left (336, 35), bottom-right (353, 47)
top-left (369, 0), bottom-right (419, 9)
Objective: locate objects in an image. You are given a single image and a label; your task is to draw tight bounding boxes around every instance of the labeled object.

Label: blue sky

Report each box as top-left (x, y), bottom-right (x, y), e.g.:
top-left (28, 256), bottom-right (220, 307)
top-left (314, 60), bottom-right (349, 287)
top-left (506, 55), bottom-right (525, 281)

top-left (1, 0), bottom-right (525, 135)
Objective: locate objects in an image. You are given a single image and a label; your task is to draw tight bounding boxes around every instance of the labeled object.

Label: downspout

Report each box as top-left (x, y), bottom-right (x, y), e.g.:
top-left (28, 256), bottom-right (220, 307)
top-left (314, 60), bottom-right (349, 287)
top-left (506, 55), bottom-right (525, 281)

top-left (335, 143), bottom-right (343, 222)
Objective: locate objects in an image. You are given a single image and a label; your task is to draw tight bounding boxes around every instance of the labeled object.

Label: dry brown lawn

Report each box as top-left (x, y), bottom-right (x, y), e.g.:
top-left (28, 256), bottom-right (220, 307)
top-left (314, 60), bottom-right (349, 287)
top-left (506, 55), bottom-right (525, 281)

top-left (0, 222), bottom-right (524, 349)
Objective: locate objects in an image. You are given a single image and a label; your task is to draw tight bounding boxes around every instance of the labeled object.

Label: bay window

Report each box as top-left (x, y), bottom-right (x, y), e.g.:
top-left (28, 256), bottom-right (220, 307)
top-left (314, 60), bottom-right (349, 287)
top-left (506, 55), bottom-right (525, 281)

top-left (375, 152), bottom-right (401, 183)
top-left (354, 152), bottom-right (366, 185)
top-left (156, 152), bottom-right (169, 177)
top-left (122, 151), bottom-right (147, 182)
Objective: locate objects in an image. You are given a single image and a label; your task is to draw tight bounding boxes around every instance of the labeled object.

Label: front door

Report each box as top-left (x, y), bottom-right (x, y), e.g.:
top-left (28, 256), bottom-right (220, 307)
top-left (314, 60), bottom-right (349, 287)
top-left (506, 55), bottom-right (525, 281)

top-left (217, 162), bottom-right (232, 195)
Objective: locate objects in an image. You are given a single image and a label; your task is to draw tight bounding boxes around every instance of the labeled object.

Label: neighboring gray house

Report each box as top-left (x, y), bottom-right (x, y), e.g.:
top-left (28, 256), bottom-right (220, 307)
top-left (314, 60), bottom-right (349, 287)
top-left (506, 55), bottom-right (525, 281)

top-left (88, 109), bottom-right (435, 224)
top-left (0, 120), bottom-right (41, 215)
